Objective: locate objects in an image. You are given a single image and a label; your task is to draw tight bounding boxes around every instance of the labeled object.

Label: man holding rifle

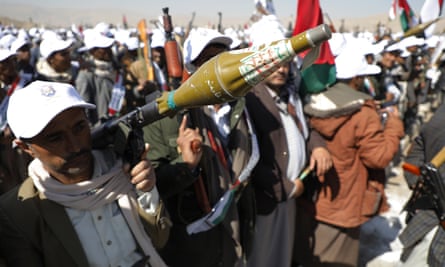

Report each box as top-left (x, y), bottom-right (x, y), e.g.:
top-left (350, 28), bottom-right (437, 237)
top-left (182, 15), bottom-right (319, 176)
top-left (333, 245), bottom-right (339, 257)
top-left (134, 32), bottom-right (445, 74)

top-left (399, 100), bottom-right (445, 266)
top-left (0, 80), bottom-right (169, 267)
top-left (143, 28), bottom-right (257, 267)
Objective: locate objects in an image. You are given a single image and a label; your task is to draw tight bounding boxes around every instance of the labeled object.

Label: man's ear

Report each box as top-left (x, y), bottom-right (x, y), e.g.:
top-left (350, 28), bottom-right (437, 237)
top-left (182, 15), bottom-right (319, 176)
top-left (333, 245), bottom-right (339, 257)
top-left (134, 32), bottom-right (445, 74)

top-left (14, 139), bottom-right (35, 157)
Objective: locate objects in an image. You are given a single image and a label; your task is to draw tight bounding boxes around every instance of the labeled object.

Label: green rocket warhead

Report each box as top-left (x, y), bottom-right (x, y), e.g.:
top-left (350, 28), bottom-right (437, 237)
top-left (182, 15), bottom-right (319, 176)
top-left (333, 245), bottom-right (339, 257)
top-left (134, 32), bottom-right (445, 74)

top-left (156, 23), bottom-right (332, 115)
top-left (92, 24), bottom-right (332, 143)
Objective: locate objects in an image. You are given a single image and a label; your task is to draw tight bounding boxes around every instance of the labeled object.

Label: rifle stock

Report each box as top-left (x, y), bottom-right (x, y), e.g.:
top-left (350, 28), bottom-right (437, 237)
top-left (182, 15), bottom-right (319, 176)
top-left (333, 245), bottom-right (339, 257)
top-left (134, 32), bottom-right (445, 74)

top-left (403, 146), bottom-right (445, 228)
top-left (431, 146), bottom-right (445, 168)
top-left (163, 7), bottom-right (184, 88)
top-left (217, 12), bottom-right (222, 33)
top-left (137, 19), bottom-right (155, 81)
top-left (185, 12), bottom-right (196, 40)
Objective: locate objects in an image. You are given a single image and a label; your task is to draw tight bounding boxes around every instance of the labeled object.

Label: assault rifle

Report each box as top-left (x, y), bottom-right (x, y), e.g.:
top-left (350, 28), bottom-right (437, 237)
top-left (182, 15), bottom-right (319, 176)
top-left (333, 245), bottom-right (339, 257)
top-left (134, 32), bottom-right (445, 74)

top-left (403, 146), bottom-right (445, 228)
top-left (91, 91), bottom-right (164, 166)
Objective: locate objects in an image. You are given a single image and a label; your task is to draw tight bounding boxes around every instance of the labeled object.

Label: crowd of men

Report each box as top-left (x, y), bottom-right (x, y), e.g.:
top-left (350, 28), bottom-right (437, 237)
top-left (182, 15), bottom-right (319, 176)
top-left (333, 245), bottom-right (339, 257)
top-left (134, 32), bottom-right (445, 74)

top-left (0, 1), bottom-right (445, 266)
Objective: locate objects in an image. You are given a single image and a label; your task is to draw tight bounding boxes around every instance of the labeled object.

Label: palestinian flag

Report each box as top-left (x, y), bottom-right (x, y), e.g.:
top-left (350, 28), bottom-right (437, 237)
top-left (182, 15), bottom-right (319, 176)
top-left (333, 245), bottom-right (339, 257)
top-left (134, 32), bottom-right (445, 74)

top-left (292, 0), bottom-right (336, 95)
top-left (398, 0), bottom-right (419, 32)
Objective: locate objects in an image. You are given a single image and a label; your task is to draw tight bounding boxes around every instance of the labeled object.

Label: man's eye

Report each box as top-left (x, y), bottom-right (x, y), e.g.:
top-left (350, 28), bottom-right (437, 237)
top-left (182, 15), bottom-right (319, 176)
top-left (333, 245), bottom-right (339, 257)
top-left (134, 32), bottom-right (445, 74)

top-left (74, 122), bottom-right (88, 134)
top-left (47, 135), bottom-right (64, 143)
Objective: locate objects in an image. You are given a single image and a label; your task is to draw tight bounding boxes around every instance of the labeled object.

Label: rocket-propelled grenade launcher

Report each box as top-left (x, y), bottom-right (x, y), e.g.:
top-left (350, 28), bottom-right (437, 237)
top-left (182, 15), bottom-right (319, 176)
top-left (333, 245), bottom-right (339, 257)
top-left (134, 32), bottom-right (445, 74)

top-left (92, 24), bottom-right (332, 161)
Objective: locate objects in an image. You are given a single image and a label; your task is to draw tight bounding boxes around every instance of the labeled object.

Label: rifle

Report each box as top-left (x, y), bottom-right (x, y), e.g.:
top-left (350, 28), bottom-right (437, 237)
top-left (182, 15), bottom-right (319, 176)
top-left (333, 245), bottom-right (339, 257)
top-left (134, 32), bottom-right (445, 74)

top-left (162, 7), bottom-right (183, 89)
top-left (217, 12), bottom-right (223, 33)
top-left (91, 91), bottom-right (163, 166)
top-left (402, 146), bottom-right (445, 228)
top-left (137, 19), bottom-right (155, 82)
top-left (184, 12), bottom-right (195, 40)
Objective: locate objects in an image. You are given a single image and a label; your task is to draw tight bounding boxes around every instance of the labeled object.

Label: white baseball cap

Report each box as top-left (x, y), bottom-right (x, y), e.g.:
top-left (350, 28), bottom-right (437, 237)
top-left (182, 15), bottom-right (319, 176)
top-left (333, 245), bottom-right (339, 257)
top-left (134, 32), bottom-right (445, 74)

top-left (335, 45), bottom-right (381, 79)
top-left (224, 27), bottom-right (242, 49)
top-left (151, 28), bottom-right (166, 48)
top-left (84, 32), bottom-right (115, 50)
top-left (10, 37), bottom-right (30, 52)
top-left (39, 37), bottom-right (73, 59)
top-left (0, 49), bottom-right (16, 61)
top-left (125, 36), bottom-right (143, 51)
top-left (183, 27), bottom-right (232, 67)
top-left (383, 42), bottom-right (402, 53)
top-left (0, 34), bottom-right (16, 50)
top-left (94, 22), bottom-right (113, 38)
top-left (400, 36), bottom-right (425, 48)
top-left (7, 81), bottom-right (96, 139)
top-left (248, 15), bottom-right (286, 47)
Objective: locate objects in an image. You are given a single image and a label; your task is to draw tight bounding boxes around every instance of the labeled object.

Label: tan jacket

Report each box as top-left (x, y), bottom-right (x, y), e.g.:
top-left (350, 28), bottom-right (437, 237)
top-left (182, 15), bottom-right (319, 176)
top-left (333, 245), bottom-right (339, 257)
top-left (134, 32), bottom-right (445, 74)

top-left (0, 177), bottom-right (169, 267)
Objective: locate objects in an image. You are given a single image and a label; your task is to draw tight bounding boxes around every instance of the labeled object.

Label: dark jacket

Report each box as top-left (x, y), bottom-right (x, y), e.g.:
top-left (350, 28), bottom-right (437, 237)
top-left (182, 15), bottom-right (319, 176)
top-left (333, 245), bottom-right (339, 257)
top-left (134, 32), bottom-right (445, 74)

top-left (143, 98), bottom-right (256, 267)
top-left (399, 102), bottom-right (445, 266)
top-left (245, 83), bottom-right (324, 215)
top-left (0, 177), bottom-right (168, 267)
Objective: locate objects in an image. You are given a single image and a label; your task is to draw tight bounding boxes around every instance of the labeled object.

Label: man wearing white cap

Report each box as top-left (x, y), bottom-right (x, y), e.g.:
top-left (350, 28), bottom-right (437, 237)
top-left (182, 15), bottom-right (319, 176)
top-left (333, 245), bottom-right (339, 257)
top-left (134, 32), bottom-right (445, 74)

top-left (0, 80), bottom-right (169, 267)
top-left (127, 30), bottom-right (169, 111)
top-left (150, 29), bottom-right (167, 72)
top-left (119, 36), bottom-right (146, 113)
top-left (397, 86), bottom-right (445, 267)
top-left (399, 36), bottom-right (427, 138)
top-left (11, 37), bottom-right (36, 85)
top-left (75, 32), bottom-right (123, 125)
top-left (35, 34), bottom-right (76, 84)
top-left (302, 48), bottom-right (404, 266)
top-left (0, 48), bottom-right (33, 194)
top-left (374, 43), bottom-right (403, 107)
top-left (143, 27), bottom-right (257, 267)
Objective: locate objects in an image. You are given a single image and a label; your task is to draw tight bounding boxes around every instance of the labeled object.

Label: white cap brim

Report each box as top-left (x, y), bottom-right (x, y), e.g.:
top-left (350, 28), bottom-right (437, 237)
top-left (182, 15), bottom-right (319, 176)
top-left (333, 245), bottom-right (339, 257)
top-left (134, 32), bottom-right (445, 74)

top-left (0, 49), bottom-right (16, 61)
top-left (7, 81), bottom-right (95, 139)
top-left (357, 64), bottom-right (381, 76)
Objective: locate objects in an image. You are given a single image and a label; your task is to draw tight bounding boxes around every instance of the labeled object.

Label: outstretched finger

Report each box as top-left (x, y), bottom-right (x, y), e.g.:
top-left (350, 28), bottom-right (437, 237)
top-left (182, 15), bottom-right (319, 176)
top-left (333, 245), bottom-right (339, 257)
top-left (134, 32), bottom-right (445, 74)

top-left (178, 115), bottom-right (188, 135)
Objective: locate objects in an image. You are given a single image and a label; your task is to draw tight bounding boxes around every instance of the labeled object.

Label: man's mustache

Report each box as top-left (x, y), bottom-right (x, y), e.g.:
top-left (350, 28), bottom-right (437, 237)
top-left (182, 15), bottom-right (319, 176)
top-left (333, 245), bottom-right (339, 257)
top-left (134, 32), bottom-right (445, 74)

top-left (63, 149), bottom-right (90, 163)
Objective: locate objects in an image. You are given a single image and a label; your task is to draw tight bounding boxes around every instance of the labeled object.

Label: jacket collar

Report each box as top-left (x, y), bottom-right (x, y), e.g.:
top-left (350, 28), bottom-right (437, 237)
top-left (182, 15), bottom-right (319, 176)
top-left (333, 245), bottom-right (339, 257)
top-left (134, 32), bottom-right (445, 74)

top-left (304, 82), bottom-right (372, 118)
top-left (18, 178), bottom-right (90, 266)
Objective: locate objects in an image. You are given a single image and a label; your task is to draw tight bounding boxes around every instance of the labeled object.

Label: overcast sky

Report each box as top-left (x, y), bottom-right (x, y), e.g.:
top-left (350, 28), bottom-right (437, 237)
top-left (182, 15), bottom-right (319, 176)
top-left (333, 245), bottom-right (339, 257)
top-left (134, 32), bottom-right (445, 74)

top-left (2, 0), bottom-right (425, 20)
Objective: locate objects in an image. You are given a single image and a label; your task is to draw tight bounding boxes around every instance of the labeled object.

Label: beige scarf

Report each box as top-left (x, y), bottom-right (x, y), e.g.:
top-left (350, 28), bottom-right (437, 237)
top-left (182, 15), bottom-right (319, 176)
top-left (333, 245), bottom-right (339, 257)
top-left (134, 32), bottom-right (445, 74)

top-left (29, 151), bottom-right (167, 267)
top-left (36, 59), bottom-right (74, 83)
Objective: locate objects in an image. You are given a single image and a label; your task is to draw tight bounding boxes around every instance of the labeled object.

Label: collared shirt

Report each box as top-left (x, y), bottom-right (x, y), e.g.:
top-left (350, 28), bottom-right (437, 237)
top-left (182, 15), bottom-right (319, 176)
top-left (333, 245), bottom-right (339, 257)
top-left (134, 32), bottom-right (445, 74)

top-left (66, 202), bottom-right (143, 267)
top-left (267, 88), bottom-right (306, 187)
top-left (65, 155), bottom-right (160, 267)
top-left (207, 103), bottom-right (232, 144)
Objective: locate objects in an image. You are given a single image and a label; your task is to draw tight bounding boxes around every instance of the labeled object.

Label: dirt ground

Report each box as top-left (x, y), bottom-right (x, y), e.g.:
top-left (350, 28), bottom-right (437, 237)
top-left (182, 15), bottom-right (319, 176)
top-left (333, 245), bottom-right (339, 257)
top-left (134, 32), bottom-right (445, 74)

top-left (359, 161), bottom-right (411, 267)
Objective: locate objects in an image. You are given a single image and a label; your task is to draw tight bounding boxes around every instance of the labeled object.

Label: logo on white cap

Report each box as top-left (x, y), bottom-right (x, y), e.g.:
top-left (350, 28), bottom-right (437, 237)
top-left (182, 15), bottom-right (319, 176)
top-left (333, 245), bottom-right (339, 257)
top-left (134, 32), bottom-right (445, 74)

top-left (41, 85), bottom-right (56, 97)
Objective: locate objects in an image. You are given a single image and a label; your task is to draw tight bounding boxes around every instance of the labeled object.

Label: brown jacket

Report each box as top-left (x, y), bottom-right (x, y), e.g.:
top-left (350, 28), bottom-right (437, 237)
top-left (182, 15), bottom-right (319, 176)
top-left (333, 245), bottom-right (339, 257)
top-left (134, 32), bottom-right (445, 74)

top-left (305, 83), bottom-right (404, 228)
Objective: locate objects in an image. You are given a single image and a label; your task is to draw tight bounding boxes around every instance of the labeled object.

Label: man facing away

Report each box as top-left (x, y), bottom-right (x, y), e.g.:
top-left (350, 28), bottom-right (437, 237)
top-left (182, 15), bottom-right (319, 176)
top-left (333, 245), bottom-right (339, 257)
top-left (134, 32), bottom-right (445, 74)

top-left (302, 42), bottom-right (404, 266)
